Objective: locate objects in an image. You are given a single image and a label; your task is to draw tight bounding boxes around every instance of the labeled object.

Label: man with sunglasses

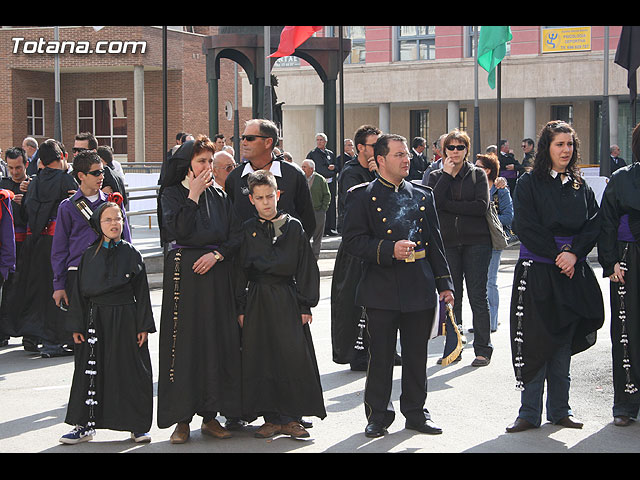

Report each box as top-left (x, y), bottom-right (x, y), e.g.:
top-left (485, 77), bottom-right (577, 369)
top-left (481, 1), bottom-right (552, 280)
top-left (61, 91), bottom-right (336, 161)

top-left (224, 119), bottom-right (315, 239)
top-left (50, 151), bottom-right (131, 357)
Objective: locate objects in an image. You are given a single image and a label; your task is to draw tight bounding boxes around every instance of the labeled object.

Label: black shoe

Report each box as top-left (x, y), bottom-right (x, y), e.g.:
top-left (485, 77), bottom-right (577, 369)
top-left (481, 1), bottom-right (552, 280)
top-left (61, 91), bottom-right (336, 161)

top-left (224, 418), bottom-right (247, 431)
top-left (0, 338), bottom-right (8, 347)
top-left (437, 352), bottom-right (462, 365)
top-left (365, 422), bottom-right (387, 438)
top-left (554, 416), bottom-right (583, 429)
top-left (405, 419), bottom-right (442, 435)
top-left (506, 417), bottom-right (537, 433)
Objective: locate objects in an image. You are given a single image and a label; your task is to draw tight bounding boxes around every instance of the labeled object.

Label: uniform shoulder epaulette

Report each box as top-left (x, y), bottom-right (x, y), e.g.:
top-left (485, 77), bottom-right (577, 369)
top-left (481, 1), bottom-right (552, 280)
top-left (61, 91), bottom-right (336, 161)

top-left (347, 181), bottom-right (370, 193)
top-left (409, 180), bottom-right (433, 192)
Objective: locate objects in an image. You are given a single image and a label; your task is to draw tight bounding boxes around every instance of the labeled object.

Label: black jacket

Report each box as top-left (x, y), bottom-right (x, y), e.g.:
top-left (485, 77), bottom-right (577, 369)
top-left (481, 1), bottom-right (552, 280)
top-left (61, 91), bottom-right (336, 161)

top-left (427, 162), bottom-right (491, 247)
top-left (342, 176), bottom-right (453, 313)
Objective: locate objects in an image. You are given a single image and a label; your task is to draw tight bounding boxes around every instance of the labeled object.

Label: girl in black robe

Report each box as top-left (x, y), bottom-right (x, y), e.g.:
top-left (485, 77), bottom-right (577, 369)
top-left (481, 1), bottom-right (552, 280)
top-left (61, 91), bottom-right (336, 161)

top-left (157, 136), bottom-right (243, 443)
top-left (60, 201), bottom-right (155, 444)
top-left (598, 122), bottom-right (640, 426)
top-left (506, 121), bottom-right (604, 433)
top-left (235, 170), bottom-right (325, 439)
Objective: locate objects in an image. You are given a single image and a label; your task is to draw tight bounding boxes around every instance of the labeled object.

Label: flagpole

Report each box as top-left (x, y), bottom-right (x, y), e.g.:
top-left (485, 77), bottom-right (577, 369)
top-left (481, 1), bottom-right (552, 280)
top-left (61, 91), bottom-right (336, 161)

top-left (473, 26), bottom-right (480, 157)
top-left (600, 26), bottom-right (611, 177)
top-left (264, 26), bottom-right (273, 121)
top-left (339, 26), bottom-right (345, 167)
top-left (53, 26), bottom-right (62, 142)
top-left (496, 62), bottom-right (501, 153)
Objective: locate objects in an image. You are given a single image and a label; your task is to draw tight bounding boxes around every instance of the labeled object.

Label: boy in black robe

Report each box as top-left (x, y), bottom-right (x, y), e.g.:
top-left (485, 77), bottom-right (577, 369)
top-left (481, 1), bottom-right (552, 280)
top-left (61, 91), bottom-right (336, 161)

top-left (235, 170), bottom-right (326, 439)
top-left (60, 202), bottom-right (155, 444)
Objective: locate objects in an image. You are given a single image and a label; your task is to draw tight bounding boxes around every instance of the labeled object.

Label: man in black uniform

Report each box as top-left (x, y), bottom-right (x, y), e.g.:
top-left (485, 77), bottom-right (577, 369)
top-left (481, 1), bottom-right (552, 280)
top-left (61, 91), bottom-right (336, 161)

top-left (225, 119), bottom-right (315, 239)
top-left (342, 134), bottom-right (454, 438)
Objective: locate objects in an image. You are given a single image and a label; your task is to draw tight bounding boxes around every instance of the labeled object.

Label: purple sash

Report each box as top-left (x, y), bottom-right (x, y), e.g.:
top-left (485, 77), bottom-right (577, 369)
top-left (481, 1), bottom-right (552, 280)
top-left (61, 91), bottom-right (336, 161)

top-left (519, 236), bottom-right (585, 264)
top-left (170, 243), bottom-right (219, 251)
top-left (501, 169), bottom-right (518, 179)
top-left (618, 214), bottom-right (636, 242)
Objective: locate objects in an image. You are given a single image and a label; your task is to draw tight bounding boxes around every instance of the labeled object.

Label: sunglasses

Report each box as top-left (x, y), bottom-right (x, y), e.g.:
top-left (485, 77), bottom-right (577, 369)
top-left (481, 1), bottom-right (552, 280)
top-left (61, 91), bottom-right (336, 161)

top-left (215, 164), bottom-right (236, 172)
top-left (241, 134), bottom-right (270, 142)
top-left (73, 147), bottom-right (89, 153)
top-left (86, 168), bottom-right (105, 177)
top-left (445, 145), bottom-right (466, 151)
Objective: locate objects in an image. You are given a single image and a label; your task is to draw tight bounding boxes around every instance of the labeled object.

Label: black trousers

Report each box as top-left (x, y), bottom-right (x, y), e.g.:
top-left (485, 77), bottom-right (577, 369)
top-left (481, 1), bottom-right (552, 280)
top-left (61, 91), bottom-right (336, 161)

top-left (364, 307), bottom-right (435, 427)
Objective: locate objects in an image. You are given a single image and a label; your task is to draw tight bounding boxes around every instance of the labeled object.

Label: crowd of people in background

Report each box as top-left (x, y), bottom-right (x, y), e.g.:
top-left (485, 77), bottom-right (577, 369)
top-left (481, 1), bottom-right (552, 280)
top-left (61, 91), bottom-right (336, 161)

top-left (0, 116), bottom-right (639, 445)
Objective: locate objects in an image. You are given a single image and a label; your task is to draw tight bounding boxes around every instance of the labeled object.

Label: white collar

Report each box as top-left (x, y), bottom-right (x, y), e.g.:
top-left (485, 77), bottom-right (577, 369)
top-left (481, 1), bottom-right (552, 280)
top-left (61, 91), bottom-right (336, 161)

top-left (549, 169), bottom-right (570, 184)
top-left (241, 159), bottom-right (282, 178)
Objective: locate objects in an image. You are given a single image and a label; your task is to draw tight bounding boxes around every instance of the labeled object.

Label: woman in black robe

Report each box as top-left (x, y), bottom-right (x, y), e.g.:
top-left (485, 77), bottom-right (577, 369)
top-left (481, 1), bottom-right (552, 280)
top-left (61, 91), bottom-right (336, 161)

top-left (61, 201), bottom-right (155, 444)
top-left (235, 170), bottom-right (325, 438)
top-left (157, 135), bottom-right (243, 443)
top-left (598, 121), bottom-right (640, 426)
top-left (506, 121), bottom-right (604, 433)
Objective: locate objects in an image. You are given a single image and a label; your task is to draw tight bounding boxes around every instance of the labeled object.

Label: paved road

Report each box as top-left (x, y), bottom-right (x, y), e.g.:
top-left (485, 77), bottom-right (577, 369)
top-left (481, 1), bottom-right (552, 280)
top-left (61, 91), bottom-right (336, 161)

top-left (1, 257), bottom-right (638, 453)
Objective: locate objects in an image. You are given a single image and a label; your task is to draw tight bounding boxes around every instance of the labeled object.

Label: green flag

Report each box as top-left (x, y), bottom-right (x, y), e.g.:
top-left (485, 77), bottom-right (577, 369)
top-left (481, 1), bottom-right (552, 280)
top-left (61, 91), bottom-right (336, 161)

top-left (477, 26), bottom-right (512, 89)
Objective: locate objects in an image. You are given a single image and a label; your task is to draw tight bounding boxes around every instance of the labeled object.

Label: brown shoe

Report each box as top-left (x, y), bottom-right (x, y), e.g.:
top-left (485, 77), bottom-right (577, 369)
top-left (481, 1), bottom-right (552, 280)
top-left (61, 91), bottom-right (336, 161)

top-left (201, 418), bottom-right (232, 439)
top-left (254, 422), bottom-right (281, 438)
top-left (614, 415), bottom-right (633, 427)
top-left (280, 421), bottom-right (310, 438)
top-left (170, 422), bottom-right (190, 444)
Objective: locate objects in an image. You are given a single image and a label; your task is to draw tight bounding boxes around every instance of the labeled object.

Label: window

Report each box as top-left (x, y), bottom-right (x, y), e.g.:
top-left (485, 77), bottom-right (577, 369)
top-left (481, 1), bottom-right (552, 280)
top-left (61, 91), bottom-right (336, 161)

top-left (410, 110), bottom-right (429, 141)
top-left (77, 99), bottom-right (128, 155)
top-left (346, 26), bottom-right (366, 64)
top-left (398, 26), bottom-right (436, 61)
top-left (459, 108), bottom-right (468, 132)
top-left (551, 104), bottom-right (574, 125)
top-left (27, 98), bottom-right (44, 137)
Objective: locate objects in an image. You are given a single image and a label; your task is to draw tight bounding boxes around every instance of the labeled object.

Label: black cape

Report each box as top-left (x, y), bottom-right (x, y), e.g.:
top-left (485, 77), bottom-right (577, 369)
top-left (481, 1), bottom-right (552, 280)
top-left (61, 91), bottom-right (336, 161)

top-left (235, 214), bottom-right (326, 420)
top-left (510, 172), bottom-right (604, 385)
top-left (14, 168), bottom-right (78, 342)
top-left (156, 179), bottom-right (243, 428)
top-left (64, 240), bottom-right (155, 433)
top-left (597, 163), bottom-right (640, 408)
top-left (331, 159), bottom-right (376, 363)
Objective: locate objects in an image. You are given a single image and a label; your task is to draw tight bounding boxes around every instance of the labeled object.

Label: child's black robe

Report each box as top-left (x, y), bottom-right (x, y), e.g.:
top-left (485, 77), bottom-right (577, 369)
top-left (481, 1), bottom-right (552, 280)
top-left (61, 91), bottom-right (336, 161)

top-left (64, 240), bottom-right (156, 433)
top-left (236, 214), bottom-right (326, 421)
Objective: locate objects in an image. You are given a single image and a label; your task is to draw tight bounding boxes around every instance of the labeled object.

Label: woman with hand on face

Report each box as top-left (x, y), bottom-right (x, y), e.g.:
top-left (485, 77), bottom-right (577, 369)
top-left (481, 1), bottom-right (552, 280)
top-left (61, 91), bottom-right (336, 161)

top-left (598, 122), bottom-right (640, 427)
top-left (427, 129), bottom-right (493, 368)
top-left (157, 135), bottom-right (243, 444)
top-left (506, 121), bottom-right (603, 433)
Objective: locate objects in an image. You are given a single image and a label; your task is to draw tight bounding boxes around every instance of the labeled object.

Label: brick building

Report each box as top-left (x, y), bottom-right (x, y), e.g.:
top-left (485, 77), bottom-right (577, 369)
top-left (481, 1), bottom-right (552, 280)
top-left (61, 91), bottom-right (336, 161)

top-left (0, 25), bottom-right (251, 163)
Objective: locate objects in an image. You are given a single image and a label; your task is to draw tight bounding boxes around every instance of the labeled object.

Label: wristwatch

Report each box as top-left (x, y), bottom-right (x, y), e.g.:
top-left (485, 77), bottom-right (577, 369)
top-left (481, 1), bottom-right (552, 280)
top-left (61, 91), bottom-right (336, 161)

top-left (213, 251), bottom-right (222, 261)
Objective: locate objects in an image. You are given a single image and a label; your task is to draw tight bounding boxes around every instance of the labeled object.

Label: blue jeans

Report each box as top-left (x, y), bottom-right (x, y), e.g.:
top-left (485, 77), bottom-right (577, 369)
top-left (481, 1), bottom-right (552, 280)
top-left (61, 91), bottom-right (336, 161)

top-left (445, 244), bottom-right (493, 359)
top-left (518, 343), bottom-right (573, 426)
top-left (487, 249), bottom-right (502, 331)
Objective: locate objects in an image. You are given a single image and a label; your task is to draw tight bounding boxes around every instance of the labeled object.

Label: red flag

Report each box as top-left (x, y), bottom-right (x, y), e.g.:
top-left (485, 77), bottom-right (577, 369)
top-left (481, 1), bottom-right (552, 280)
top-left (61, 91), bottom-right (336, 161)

top-left (269, 26), bottom-right (322, 58)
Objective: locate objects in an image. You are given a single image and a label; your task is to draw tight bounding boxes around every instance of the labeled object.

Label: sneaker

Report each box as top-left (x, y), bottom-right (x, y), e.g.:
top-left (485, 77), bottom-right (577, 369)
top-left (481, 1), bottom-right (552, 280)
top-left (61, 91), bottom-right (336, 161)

top-left (59, 426), bottom-right (94, 444)
top-left (131, 432), bottom-right (151, 443)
